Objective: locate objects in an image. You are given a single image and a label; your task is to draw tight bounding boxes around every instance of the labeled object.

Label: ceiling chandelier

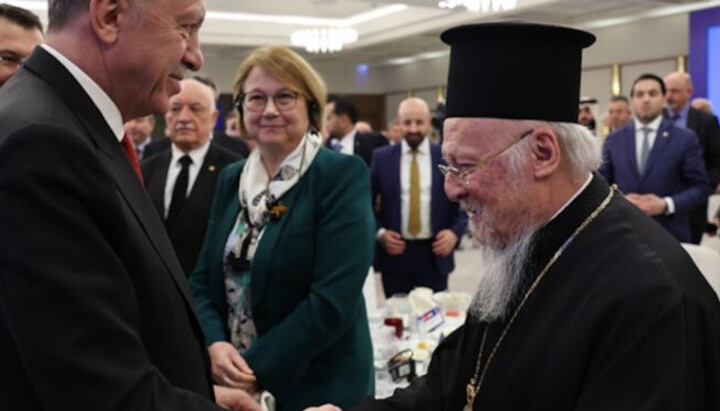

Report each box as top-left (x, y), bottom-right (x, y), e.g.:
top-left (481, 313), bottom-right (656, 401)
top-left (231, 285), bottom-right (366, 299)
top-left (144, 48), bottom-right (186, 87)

top-left (438, 0), bottom-right (517, 13)
top-left (290, 27), bottom-right (359, 53)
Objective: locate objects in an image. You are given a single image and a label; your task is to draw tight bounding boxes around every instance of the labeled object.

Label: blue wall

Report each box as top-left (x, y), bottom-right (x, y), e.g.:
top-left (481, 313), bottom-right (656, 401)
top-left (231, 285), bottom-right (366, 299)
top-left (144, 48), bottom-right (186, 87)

top-left (690, 7), bottom-right (720, 116)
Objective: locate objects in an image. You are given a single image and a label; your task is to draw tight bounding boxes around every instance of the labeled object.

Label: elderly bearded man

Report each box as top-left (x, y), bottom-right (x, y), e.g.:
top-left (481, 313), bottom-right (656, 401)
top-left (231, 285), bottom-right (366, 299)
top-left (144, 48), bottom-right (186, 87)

top-left (346, 21), bottom-right (720, 411)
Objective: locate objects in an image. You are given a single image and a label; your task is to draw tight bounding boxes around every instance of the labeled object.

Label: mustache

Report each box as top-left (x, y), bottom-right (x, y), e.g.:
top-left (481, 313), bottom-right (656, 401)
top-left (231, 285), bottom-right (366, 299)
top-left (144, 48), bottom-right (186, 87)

top-left (174, 122), bottom-right (196, 131)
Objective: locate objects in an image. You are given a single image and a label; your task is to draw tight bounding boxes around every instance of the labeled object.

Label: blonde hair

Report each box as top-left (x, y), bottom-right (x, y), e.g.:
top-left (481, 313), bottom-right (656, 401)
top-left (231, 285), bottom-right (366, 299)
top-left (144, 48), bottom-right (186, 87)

top-left (233, 46), bottom-right (327, 136)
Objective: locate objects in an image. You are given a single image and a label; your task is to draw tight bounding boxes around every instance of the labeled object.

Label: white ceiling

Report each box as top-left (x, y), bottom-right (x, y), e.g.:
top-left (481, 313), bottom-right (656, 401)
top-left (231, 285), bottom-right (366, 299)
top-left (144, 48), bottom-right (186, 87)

top-left (199, 0), bottom-right (720, 66)
top-left (10, 0), bottom-right (720, 66)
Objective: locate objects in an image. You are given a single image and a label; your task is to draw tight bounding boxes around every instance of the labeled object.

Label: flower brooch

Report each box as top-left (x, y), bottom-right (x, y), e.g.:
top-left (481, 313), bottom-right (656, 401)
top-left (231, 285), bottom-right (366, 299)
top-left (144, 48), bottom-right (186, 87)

top-left (267, 202), bottom-right (289, 222)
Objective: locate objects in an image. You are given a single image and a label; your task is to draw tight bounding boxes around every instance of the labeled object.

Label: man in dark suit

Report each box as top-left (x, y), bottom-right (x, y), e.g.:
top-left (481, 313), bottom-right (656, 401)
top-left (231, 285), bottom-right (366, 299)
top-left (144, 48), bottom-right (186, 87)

top-left (143, 79), bottom-right (240, 276)
top-left (371, 97), bottom-right (467, 296)
top-left (0, 1), bottom-right (257, 409)
top-left (664, 71), bottom-right (720, 243)
top-left (323, 94), bottom-right (387, 166)
top-left (601, 73), bottom-right (710, 243)
top-left (143, 127), bottom-right (249, 160)
top-left (123, 114), bottom-right (155, 161)
top-left (0, 4), bottom-right (43, 89)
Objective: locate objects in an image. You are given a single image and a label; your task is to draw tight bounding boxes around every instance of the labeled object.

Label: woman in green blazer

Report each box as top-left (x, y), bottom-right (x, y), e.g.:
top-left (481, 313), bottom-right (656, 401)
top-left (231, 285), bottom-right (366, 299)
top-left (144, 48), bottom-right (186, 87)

top-left (188, 46), bottom-right (375, 410)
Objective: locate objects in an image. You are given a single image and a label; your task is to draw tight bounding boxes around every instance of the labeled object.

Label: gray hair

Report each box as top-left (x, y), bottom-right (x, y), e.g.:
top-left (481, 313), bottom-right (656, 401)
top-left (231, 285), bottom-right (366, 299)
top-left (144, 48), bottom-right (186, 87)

top-left (47, 0), bottom-right (88, 31)
top-left (48, 0), bottom-right (144, 32)
top-left (506, 121), bottom-right (601, 179)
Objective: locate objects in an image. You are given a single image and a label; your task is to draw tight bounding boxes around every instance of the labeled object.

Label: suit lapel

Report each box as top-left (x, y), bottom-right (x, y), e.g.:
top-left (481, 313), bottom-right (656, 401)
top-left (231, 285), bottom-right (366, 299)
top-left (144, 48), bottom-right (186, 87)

top-left (623, 124), bottom-right (641, 182)
top-left (687, 107), bottom-right (699, 131)
top-left (251, 181), bottom-right (303, 310)
top-left (354, 133), bottom-right (363, 158)
top-left (430, 144), bottom-right (442, 235)
top-left (147, 151), bottom-right (170, 219)
top-left (390, 144), bottom-right (402, 229)
top-left (643, 119), bottom-right (672, 179)
top-left (179, 145), bottom-right (219, 223)
top-left (24, 48), bottom-right (197, 314)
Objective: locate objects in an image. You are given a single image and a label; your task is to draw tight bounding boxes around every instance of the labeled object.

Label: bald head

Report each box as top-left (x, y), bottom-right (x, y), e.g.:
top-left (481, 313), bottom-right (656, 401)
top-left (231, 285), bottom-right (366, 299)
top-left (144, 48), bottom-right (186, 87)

top-left (691, 97), bottom-right (713, 114)
top-left (664, 72), bottom-right (694, 113)
top-left (398, 97), bottom-right (431, 149)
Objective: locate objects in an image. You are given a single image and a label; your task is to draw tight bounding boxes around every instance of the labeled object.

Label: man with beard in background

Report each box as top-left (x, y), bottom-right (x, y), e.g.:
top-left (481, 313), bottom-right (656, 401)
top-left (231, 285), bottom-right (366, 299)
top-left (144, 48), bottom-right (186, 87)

top-left (349, 21), bottom-right (720, 411)
top-left (370, 97), bottom-right (466, 296)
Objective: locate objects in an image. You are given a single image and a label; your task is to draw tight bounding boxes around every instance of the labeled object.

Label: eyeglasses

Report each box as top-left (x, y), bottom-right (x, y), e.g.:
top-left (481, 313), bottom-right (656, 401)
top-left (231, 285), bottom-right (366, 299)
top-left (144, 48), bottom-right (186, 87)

top-left (439, 128), bottom-right (534, 185)
top-left (235, 90), bottom-right (300, 112)
top-left (0, 53), bottom-right (25, 68)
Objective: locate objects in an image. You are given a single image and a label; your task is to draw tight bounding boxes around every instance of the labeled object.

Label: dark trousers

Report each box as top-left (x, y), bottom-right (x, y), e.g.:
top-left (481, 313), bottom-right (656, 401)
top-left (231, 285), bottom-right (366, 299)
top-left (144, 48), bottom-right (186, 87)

top-left (380, 239), bottom-right (447, 297)
top-left (689, 201), bottom-right (708, 244)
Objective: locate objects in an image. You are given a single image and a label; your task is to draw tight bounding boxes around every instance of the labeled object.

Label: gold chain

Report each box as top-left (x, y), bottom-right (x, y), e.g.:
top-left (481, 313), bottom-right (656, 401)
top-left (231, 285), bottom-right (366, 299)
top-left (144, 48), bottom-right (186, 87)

top-left (464, 187), bottom-right (615, 411)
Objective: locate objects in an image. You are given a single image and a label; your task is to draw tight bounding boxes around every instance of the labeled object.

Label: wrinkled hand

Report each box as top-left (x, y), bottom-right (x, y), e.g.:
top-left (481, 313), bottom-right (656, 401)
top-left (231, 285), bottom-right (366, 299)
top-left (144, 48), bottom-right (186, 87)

top-left (208, 342), bottom-right (257, 391)
top-left (432, 229), bottom-right (458, 257)
top-left (625, 193), bottom-right (666, 216)
top-left (303, 405), bottom-right (342, 411)
top-left (379, 230), bottom-right (406, 256)
top-left (214, 385), bottom-right (261, 411)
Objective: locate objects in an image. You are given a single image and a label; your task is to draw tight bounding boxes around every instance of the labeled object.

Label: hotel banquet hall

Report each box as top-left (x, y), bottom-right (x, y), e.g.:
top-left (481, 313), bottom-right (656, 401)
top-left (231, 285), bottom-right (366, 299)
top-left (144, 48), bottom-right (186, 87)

top-left (3, 0), bottom-right (720, 408)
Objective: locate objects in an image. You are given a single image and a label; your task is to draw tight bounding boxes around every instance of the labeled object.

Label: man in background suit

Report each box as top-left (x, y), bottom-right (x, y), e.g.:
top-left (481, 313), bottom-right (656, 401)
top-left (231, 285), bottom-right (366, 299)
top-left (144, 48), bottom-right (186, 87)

top-left (123, 114), bottom-right (155, 161)
top-left (664, 71), bottom-right (720, 243)
top-left (0, 0), bottom-right (256, 409)
top-left (144, 74), bottom-right (250, 160)
top-left (0, 3), bottom-right (43, 89)
top-left (143, 79), bottom-right (240, 276)
top-left (601, 73), bottom-right (710, 243)
top-left (371, 97), bottom-right (467, 296)
top-left (323, 94), bottom-right (387, 166)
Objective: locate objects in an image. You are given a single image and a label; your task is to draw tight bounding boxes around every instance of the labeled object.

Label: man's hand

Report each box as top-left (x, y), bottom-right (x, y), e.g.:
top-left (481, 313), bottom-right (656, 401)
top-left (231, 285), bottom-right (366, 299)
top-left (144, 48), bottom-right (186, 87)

top-left (379, 230), bottom-right (406, 256)
top-left (304, 405), bottom-right (342, 411)
top-left (625, 193), bottom-right (666, 216)
top-left (432, 229), bottom-right (458, 257)
top-left (213, 385), bottom-right (261, 411)
top-left (208, 341), bottom-right (257, 391)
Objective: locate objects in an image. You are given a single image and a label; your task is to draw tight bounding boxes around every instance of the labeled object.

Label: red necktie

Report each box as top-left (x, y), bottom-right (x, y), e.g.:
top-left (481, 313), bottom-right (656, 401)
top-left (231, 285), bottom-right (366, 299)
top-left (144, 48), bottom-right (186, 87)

top-left (121, 134), bottom-right (144, 184)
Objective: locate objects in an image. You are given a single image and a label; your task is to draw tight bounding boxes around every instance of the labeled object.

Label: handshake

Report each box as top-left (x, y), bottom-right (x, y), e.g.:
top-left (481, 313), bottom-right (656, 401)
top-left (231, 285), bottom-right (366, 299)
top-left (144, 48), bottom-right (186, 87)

top-left (209, 342), bottom-right (342, 411)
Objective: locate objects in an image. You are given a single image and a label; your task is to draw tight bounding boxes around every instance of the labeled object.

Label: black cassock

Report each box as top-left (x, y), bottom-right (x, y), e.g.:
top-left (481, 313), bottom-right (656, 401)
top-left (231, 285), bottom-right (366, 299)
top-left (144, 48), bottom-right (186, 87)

top-left (355, 174), bottom-right (720, 411)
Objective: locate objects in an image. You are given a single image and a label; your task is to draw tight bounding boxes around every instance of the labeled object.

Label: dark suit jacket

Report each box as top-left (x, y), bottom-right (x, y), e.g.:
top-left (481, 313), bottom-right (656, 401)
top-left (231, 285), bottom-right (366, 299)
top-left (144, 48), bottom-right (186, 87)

top-left (326, 130), bottom-right (388, 166)
top-left (0, 47), bottom-right (219, 409)
top-left (141, 143), bottom-right (240, 276)
top-left (370, 142), bottom-right (467, 276)
top-left (189, 149), bottom-right (375, 410)
top-left (145, 132), bottom-right (249, 161)
top-left (600, 118), bottom-right (710, 242)
top-left (686, 107), bottom-right (720, 187)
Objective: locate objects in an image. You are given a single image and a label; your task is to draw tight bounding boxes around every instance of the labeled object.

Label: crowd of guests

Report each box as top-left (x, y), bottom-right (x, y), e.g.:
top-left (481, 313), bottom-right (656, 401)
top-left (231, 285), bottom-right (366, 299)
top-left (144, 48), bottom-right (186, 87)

top-left (1, 2), bottom-right (720, 411)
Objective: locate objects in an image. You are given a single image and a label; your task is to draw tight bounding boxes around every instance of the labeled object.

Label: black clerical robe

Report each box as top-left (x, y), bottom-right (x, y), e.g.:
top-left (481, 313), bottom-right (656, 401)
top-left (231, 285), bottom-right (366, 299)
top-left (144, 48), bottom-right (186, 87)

top-left (355, 173), bottom-right (720, 411)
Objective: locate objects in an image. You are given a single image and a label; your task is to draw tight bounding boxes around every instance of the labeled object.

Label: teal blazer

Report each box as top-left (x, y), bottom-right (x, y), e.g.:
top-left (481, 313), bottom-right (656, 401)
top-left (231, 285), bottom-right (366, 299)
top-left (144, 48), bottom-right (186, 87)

top-left (189, 148), bottom-right (375, 410)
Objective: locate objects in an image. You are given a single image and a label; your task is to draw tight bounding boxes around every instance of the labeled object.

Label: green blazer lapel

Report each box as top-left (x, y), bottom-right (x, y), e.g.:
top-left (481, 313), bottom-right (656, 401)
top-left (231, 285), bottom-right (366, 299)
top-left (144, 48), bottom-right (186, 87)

top-left (251, 181), bottom-right (303, 311)
top-left (209, 189), bottom-right (243, 290)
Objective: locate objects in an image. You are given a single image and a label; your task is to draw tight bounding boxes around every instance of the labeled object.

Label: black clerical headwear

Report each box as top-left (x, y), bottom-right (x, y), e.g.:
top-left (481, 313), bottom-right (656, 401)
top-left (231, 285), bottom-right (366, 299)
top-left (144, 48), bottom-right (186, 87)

top-left (441, 21), bottom-right (595, 123)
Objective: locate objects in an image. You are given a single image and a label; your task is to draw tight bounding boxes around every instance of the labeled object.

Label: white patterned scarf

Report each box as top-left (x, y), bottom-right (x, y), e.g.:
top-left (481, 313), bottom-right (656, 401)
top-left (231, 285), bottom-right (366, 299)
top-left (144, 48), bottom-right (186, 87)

top-left (230, 130), bottom-right (323, 263)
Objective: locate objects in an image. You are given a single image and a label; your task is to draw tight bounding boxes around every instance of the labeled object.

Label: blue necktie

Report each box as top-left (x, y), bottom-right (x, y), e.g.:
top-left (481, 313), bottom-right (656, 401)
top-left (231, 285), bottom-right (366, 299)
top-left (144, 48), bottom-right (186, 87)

top-left (330, 138), bottom-right (343, 152)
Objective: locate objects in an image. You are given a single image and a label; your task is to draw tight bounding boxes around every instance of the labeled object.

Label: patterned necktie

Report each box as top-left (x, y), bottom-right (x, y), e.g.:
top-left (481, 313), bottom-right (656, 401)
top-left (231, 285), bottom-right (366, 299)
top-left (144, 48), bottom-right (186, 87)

top-left (638, 127), bottom-right (651, 176)
top-left (408, 149), bottom-right (421, 237)
top-left (121, 134), bottom-right (143, 183)
top-left (166, 155), bottom-right (192, 233)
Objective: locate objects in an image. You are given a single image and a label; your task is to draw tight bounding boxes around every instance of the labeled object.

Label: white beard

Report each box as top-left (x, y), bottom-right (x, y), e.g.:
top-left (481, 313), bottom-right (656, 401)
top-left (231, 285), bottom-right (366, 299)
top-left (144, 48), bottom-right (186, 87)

top-left (468, 227), bottom-right (538, 322)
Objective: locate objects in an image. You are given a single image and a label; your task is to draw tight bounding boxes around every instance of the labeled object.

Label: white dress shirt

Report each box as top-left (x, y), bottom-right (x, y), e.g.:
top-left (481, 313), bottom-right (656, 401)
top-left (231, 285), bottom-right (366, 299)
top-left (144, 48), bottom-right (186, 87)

top-left (400, 137), bottom-right (432, 239)
top-left (633, 115), bottom-right (675, 214)
top-left (42, 45), bottom-right (124, 142)
top-left (163, 140), bottom-right (211, 218)
top-left (338, 129), bottom-right (356, 155)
